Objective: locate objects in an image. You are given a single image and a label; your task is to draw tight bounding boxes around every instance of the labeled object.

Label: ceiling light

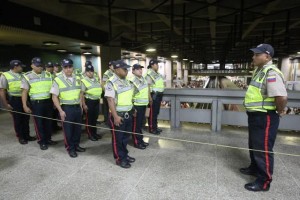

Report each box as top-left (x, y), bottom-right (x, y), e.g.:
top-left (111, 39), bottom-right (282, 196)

top-left (56, 49), bottom-right (67, 53)
top-left (183, 58), bottom-right (188, 61)
top-left (297, 52), bottom-right (300, 54)
top-left (171, 55), bottom-right (178, 58)
top-left (190, 60), bottom-right (194, 63)
top-left (146, 48), bottom-right (156, 52)
top-left (83, 52), bottom-right (92, 55)
top-left (43, 41), bottom-right (59, 46)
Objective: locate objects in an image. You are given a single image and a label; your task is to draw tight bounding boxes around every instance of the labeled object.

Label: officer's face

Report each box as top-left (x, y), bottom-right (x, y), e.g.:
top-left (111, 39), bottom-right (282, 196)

top-left (133, 68), bottom-right (143, 77)
top-left (252, 53), bottom-right (271, 67)
top-left (54, 66), bottom-right (60, 73)
top-left (32, 64), bottom-right (43, 74)
top-left (115, 68), bottom-right (128, 79)
top-left (15, 65), bottom-right (23, 73)
top-left (46, 67), bottom-right (54, 73)
top-left (85, 71), bottom-right (94, 78)
top-left (63, 66), bottom-right (73, 77)
top-left (152, 63), bottom-right (158, 71)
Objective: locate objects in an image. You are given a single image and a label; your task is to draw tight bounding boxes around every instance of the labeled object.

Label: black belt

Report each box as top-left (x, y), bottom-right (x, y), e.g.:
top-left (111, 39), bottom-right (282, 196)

top-left (117, 109), bottom-right (134, 119)
top-left (151, 91), bottom-right (163, 95)
top-left (31, 99), bottom-right (51, 104)
top-left (247, 110), bottom-right (277, 115)
top-left (62, 104), bottom-right (80, 107)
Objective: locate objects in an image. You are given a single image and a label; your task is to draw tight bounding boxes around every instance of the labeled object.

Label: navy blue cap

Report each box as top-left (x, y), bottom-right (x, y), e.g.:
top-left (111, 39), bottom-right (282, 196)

top-left (85, 60), bottom-right (93, 67)
top-left (46, 62), bottom-right (53, 68)
top-left (61, 58), bottom-right (73, 67)
top-left (113, 60), bottom-right (131, 69)
top-left (85, 64), bottom-right (94, 72)
top-left (148, 59), bottom-right (159, 68)
top-left (108, 61), bottom-right (113, 66)
top-left (250, 44), bottom-right (274, 57)
top-left (31, 57), bottom-right (43, 66)
top-left (132, 64), bottom-right (144, 70)
top-left (53, 62), bottom-right (60, 67)
top-left (9, 60), bottom-right (24, 68)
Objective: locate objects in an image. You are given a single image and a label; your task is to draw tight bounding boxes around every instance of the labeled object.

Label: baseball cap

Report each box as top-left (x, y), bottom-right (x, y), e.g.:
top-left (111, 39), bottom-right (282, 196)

top-left (53, 62), bottom-right (60, 67)
top-left (85, 64), bottom-right (94, 72)
top-left (85, 60), bottom-right (93, 67)
top-left (148, 59), bottom-right (159, 68)
top-left (61, 58), bottom-right (73, 67)
top-left (31, 57), bottom-right (43, 66)
top-left (46, 62), bottom-right (53, 68)
top-left (112, 60), bottom-right (131, 69)
top-left (132, 64), bottom-right (144, 70)
top-left (250, 44), bottom-right (274, 57)
top-left (9, 60), bottom-right (24, 68)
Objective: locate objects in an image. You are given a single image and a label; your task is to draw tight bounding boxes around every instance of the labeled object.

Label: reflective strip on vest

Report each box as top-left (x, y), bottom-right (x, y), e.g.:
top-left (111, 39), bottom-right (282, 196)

top-left (244, 65), bottom-right (284, 112)
top-left (24, 72), bottom-right (52, 100)
top-left (82, 77), bottom-right (102, 100)
top-left (147, 69), bottom-right (164, 92)
top-left (131, 76), bottom-right (149, 106)
top-left (55, 75), bottom-right (81, 105)
top-left (2, 71), bottom-right (22, 96)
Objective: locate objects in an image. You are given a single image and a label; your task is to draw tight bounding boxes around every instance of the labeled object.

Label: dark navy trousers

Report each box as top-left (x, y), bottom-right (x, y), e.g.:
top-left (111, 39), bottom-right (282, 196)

top-left (132, 105), bottom-right (146, 145)
top-left (9, 96), bottom-right (30, 140)
top-left (85, 98), bottom-right (100, 138)
top-left (148, 92), bottom-right (163, 132)
top-left (109, 113), bottom-right (132, 162)
top-left (61, 105), bottom-right (82, 152)
top-left (31, 99), bottom-right (53, 145)
top-left (247, 110), bottom-right (279, 189)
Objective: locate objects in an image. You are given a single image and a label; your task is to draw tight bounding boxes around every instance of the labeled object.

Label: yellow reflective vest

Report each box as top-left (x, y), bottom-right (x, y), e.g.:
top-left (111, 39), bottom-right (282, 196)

top-left (130, 75), bottom-right (149, 106)
top-left (55, 74), bottom-right (81, 105)
top-left (23, 71), bottom-right (52, 100)
top-left (147, 69), bottom-right (164, 92)
top-left (244, 64), bottom-right (284, 112)
top-left (2, 71), bottom-right (22, 97)
top-left (81, 76), bottom-right (102, 100)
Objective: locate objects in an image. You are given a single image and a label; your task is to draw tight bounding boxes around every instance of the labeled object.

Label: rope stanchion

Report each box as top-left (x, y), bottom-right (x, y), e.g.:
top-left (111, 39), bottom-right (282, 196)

top-left (1, 107), bottom-right (300, 157)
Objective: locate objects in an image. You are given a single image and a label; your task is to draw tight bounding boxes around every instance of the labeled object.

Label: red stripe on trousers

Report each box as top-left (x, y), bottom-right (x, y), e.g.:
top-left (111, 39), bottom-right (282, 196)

top-left (85, 112), bottom-right (92, 137)
top-left (132, 116), bottom-right (138, 145)
top-left (109, 113), bottom-right (120, 161)
top-left (32, 117), bottom-right (41, 141)
top-left (61, 121), bottom-right (70, 151)
top-left (263, 114), bottom-right (272, 189)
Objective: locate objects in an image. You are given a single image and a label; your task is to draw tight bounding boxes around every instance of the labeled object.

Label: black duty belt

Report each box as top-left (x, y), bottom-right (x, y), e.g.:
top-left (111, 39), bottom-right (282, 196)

top-left (247, 110), bottom-right (277, 115)
top-left (117, 109), bottom-right (134, 119)
top-left (30, 99), bottom-right (51, 104)
top-left (151, 91), bottom-right (163, 95)
top-left (62, 104), bottom-right (80, 107)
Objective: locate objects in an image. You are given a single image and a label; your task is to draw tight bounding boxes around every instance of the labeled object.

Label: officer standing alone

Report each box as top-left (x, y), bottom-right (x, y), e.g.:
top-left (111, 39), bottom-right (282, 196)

top-left (146, 59), bottom-right (165, 135)
top-left (241, 44), bottom-right (287, 191)
top-left (51, 58), bottom-right (85, 158)
top-left (105, 60), bottom-right (136, 168)
top-left (130, 64), bottom-right (150, 149)
top-left (82, 63), bottom-right (102, 141)
top-left (0, 60), bottom-right (34, 144)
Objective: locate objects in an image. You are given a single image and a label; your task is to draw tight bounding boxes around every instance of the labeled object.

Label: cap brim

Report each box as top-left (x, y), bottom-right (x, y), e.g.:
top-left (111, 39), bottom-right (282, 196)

top-left (250, 48), bottom-right (264, 54)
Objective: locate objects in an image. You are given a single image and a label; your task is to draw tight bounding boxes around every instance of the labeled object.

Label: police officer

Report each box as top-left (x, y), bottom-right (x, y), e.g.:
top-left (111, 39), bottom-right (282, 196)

top-left (82, 63), bottom-right (102, 141)
top-left (102, 61), bottom-right (114, 125)
top-left (21, 57), bottom-right (57, 150)
top-left (146, 59), bottom-right (165, 135)
top-left (45, 62), bottom-right (54, 74)
top-left (130, 64), bottom-right (150, 149)
top-left (0, 60), bottom-right (34, 144)
top-left (241, 44), bottom-right (287, 191)
top-left (50, 58), bottom-right (85, 158)
top-left (53, 63), bottom-right (61, 77)
top-left (105, 60), bottom-right (135, 168)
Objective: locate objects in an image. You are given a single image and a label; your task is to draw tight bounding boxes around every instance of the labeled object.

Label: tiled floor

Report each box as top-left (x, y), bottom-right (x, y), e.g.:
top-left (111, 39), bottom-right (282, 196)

top-left (0, 112), bottom-right (300, 200)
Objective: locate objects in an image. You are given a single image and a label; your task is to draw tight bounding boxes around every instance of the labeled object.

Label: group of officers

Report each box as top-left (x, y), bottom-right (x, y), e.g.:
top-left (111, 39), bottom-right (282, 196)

top-left (0, 57), bottom-right (165, 168)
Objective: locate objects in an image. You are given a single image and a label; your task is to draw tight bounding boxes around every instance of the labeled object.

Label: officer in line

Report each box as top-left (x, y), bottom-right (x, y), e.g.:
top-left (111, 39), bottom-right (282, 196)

top-left (45, 62), bottom-right (54, 74)
top-left (241, 44), bottom-right (287, 192)
top-left (102, 61), bottom-right (114, 125)
top-left (129, 64), bottom-right (150, 149)
top-left (51, 58), bottom-right (85, 158)
top-left (81, 63), bottom-right (102, 141)
top-left (53, 63), bottom-right (61, 77)
top-left (146, 59), bottom-right (165, 135)
top-left (21, 57), bottom-right (57, 150)
top-left (0, 60), bottom-right (34, 144)
top-left (105, 60), bottom-right (136, 169)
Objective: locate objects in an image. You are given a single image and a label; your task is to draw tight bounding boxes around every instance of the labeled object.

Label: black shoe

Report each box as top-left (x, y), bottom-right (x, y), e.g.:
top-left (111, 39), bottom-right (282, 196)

top-left (88, 136), bottom-right (98, 141)
top-left (69, 151), bottom-right (78, 158)
top-left (40, 144), bottom-right (48, 150)
top-left (126, 156), bottom-right (136, 163)
top-left (150, 130), bottom-right (160, 135)
top-left (134, 143), bottom-right (146, 150)
top-left (75, 146), bottom-right (86, 152)
top-left (157, 128), bottom-right (162, 132)
top-left (116, 160), bottom-right (131, 168)
top-left (240, 167), bottom-right (257, 176)
top-left (46, 140), bottom-right (58, 145)
top-left (142, 141), bottom-right (149, 146)
top-left (244, 182), bottom-right (270, 192)
top-left (26, 136), bottom-right (36, 141)
top-left (19, 138), bottom-right (28, 145)
top-left (94, 134), bottom-right (102, 139)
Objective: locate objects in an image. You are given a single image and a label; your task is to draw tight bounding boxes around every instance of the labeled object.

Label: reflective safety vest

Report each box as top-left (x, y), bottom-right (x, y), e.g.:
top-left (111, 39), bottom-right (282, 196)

top-left (147, 69), bottom-right (164, 92)
top-left (108, 74), bottom-right (133, 112)
top-left (2, 71), bottom-right (22, 97)
top-left (244, 65), bottom-right (284, 112)
top-left (104, 69), bottom-right (114, 81)
top-left (23, 71), bottom-right (52, 100)
top-left (130, 75), bottom-right (149, 106)
top-left (81, 76), bottom-right (102, 100)
top-left (55, 74), bottom-right (81, 105)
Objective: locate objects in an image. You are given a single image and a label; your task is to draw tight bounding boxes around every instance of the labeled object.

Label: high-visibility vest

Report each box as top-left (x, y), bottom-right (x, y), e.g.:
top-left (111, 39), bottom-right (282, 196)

top-left (2, 71), bottom-right (22, 97)
top-left (130, 75), bottom-right (149, 106)
top-left (81, 76), bottom-right (102, 100)
top-left (23, 71), bottom-right (52, 100)
top-left (108, 74), bottom-right (133, 112)
top-left (54, 74), bottom-right (81, 105)
top-left (244, 65), bottom-right (284, 112)
top-left (147, 69), bottom-right (164, 92)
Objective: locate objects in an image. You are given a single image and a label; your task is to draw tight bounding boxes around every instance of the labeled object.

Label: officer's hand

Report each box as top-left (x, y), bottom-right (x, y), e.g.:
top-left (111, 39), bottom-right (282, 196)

top-left (59, 111), bottom-right (66, 121)
top-left (114, 116), bottom-right (123, 126)
top-left (132, 109), bottom-right (137, 118)
top-left (6, 104), bottom-right (13, 111)
top-left (23, 106), bottom-right (32, 114)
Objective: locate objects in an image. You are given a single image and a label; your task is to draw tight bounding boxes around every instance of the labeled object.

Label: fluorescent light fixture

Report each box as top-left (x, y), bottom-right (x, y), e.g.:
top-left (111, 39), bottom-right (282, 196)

top-left (83, 52), bottom-right (92, 55)
top-left (56, 49), bottom-right (67, 53)
top-left (43, 41), bottom-right (59, 46)
top-left (297, 52), bottom-right (300, 54)
top-left (190, 60), bottom-right (194, 63)
top-left (171, 55), bottom-right (178, 58)
top-left (183, 58), bottom-right (188, 61)
top-left (146, 48), bottom-right (156, 52)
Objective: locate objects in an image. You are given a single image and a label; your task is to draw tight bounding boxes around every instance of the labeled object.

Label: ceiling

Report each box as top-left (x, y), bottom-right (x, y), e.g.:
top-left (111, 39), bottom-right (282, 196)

top-left (5, 0), bottom-right (300, 63)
